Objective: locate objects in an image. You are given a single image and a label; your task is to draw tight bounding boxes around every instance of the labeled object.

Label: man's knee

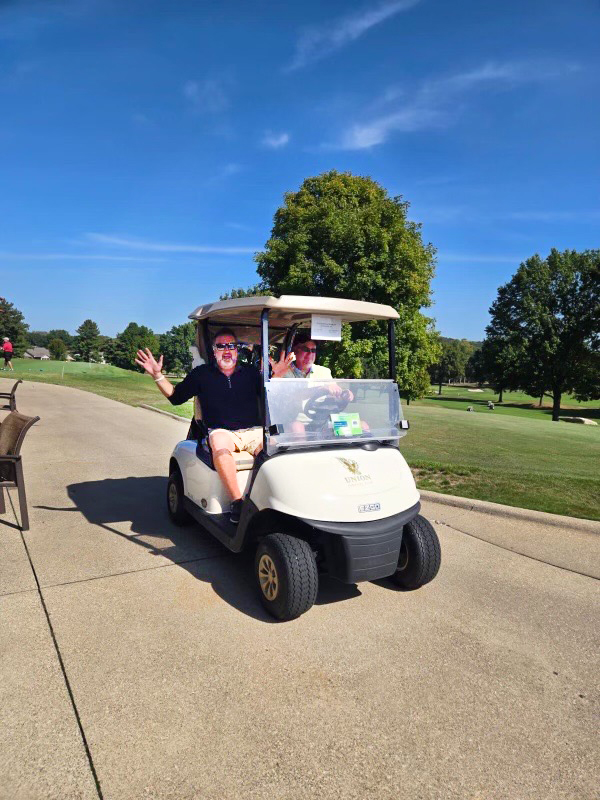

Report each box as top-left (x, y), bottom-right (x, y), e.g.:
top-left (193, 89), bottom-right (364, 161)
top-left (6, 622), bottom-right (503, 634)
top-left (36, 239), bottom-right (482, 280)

top-left (213, 447), bottom-right (234, 460)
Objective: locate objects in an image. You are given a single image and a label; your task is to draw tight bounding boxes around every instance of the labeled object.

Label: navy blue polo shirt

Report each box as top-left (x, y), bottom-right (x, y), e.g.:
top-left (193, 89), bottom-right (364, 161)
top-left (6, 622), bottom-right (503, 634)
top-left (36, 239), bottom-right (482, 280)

top-left (168, 364), bottom-right (261, 430)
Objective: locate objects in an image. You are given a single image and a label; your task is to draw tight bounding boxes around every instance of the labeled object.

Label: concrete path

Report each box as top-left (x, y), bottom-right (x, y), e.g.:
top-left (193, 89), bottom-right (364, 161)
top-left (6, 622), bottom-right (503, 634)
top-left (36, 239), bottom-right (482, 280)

top-left (1, 380), bottom-right (598, 800)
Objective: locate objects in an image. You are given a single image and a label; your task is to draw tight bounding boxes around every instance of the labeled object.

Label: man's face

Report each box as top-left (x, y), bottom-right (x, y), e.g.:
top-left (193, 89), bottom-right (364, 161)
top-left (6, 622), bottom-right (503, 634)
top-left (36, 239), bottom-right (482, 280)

top-left (293, 340), bottom-right (317, 374)
top-left (213, 334), bottom-right (238, 372)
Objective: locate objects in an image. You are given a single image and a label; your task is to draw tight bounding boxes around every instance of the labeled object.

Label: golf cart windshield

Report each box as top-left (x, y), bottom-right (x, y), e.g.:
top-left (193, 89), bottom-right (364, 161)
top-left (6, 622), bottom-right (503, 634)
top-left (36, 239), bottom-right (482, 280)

top-left (265, 379), bottom-right (406, 455)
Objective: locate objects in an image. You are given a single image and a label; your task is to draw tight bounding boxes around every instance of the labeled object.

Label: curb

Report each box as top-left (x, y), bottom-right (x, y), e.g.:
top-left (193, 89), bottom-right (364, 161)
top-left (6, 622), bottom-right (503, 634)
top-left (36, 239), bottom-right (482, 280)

top-left (419, 490), bottom-right (600, 534)
top-left (138, 404), bottom-right (190, 423)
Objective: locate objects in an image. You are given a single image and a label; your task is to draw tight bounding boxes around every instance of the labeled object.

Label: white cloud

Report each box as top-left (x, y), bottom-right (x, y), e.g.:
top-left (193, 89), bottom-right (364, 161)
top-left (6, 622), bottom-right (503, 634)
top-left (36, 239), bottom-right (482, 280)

top-left (261, 131), bottom-right (290, 149)
top-left (0, 251), bottom-right (164, 262)
top-left (334, 59), bottom-right (580, 150)
top-left (85, 233), bottom-right (257, 255)
top-left (183, 77), bottom-right (229, 114)
top-left (288, 0), bottom-right (422, 71)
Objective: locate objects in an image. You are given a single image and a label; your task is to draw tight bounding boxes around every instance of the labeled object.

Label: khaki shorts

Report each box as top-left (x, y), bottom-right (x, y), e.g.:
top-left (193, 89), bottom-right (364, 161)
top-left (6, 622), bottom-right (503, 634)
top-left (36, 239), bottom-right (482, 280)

top-left (209, 426), bottom-right (263, 455)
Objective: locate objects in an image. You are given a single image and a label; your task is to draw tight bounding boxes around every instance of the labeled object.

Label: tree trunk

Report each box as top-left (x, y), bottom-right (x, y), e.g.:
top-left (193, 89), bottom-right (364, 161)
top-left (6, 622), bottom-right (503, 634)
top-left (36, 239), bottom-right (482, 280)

top-left (539, 392), bottom-right (544, 407)
top-left (552, 388), bottom-right (562, 422)
top-left (406, 396), bottom-right (410, 406)
top-left (498, 387), bottom-right (503, 403)
top-left (438, 379), bottom-right (442, 395)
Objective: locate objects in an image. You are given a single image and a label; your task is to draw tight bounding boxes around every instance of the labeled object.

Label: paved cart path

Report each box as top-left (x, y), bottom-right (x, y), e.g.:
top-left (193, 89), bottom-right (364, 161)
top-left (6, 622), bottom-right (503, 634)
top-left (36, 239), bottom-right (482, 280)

top-left (1, 380), bottom-right (599, 800)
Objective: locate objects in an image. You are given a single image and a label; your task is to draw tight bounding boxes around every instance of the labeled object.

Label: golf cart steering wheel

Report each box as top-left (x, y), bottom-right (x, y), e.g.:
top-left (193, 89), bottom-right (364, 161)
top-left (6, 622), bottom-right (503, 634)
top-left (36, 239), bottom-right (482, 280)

top-left (304, 389), bottom-right (351, 426)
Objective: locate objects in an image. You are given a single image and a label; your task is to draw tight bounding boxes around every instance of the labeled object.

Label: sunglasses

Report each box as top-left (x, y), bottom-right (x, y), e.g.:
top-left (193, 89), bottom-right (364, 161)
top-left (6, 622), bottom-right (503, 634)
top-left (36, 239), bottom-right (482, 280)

top-left (297, 345), bottom-right (317, 354)
top-left (214, 342), bottom-right (238, 351)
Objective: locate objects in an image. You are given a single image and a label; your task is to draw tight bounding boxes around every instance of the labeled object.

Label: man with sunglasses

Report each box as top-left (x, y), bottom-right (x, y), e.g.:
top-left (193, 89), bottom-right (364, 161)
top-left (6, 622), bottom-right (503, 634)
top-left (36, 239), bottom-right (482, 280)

top-left (136, 328), bottom-right (290, 523)
top-left (281, 334), bottom-right (333, 380)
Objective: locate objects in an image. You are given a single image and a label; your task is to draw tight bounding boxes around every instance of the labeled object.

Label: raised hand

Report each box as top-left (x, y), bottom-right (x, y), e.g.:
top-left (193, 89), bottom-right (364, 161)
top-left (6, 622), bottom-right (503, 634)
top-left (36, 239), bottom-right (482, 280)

top-left (269, 351), bottom-right (294, 378)
top-left (135, 348), bottom-right (164, 378)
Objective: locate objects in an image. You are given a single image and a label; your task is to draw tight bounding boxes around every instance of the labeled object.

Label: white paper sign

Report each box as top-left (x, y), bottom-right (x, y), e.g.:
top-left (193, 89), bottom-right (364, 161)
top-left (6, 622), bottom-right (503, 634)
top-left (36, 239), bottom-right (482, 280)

top-left (311, 314), bottom-right (342, 341)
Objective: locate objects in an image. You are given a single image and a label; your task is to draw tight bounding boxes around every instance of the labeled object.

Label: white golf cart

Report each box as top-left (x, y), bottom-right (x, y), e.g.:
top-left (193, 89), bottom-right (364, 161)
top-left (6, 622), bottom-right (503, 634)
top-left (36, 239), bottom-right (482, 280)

top-left (167, 295), bottom-right (440, 620)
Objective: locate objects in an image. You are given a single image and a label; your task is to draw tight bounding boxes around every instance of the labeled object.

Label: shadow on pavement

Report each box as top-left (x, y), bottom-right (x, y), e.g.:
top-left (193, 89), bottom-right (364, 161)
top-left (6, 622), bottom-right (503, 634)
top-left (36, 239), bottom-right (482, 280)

top-left (37, 476), bottom-right (276, 623)
top-left (37, 476), bottom-right (362, 620)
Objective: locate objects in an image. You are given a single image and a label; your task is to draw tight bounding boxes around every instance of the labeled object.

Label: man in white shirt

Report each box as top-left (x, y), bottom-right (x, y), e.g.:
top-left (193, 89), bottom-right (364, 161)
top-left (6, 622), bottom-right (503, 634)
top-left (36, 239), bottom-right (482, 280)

top-left (280, 334), bottom-right (332, 380)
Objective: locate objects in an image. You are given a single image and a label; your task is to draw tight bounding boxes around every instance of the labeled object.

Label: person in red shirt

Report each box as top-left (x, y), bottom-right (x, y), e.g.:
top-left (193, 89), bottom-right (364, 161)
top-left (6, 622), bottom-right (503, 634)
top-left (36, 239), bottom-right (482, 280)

top-left (1, 337), bottom-right (14, 371)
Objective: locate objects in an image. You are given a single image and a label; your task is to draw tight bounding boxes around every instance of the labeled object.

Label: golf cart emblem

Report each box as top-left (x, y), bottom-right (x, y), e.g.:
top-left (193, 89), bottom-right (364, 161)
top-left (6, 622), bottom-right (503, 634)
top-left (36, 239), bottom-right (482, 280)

top-left (336, 457), bottom-right (372, 483)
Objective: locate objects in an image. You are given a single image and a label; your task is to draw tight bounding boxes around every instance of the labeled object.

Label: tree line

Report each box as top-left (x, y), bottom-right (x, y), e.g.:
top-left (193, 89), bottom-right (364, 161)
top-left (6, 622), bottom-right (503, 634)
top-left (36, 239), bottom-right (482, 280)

top-left (3, 171), bottom-right (599, 421)
top-left (3, 304), bottom-right (196, 376)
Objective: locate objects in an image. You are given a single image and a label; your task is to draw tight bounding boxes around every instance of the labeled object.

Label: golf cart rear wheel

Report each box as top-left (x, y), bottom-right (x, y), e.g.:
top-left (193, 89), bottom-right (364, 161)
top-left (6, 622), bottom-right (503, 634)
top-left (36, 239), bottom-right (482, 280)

top-left (255, 534), bottom-right (318, 621)
top-left (167, 471), bottom-right (193, 526)
top-left (392, 515), bottom-right (441, 590)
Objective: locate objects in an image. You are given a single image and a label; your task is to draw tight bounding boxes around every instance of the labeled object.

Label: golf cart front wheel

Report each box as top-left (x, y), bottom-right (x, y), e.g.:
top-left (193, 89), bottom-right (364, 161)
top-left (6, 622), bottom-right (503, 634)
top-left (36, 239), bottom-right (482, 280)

top-left (391, 515), bottom-right (441, 590)
top-left (167, 471), bottom-right (193, 526)
top-left (255, 534), bottom-right (318, 621)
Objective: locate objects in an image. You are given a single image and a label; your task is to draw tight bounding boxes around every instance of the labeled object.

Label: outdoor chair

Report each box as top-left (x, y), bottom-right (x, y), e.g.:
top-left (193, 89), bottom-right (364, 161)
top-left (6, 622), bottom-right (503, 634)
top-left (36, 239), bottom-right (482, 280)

top-left (0, 411), bottom-right (40, 531)
top-left (0, 379), bottom-right (22, 412)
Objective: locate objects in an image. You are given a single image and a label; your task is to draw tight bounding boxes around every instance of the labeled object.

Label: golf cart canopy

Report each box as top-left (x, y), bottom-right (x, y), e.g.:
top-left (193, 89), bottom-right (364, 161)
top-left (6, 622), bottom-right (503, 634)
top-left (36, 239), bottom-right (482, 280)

top-left (188, 295), bottom-right (399, 328)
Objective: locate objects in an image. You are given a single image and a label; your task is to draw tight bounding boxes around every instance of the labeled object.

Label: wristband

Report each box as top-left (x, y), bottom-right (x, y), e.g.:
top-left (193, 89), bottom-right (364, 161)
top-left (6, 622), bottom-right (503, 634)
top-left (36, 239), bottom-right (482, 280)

top-left (154, 375), bottom-right (167, 382)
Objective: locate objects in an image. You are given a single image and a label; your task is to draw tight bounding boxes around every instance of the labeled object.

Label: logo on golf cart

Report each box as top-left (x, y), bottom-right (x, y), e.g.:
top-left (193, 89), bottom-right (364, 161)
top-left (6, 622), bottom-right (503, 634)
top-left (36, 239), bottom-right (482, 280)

top-left (336, 457), bottom-right (372, 483)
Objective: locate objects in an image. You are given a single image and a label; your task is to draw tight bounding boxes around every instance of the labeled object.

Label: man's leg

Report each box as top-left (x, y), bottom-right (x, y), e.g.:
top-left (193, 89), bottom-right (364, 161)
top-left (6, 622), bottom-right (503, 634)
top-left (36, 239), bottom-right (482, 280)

top-left (209, 430), bottom-right (241, 502)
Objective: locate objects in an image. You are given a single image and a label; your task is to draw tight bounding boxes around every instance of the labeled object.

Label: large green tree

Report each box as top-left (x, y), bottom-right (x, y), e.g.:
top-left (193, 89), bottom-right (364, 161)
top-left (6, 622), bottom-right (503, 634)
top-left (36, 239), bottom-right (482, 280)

top-left (0, 297), bottom-right (29, 357)
top-left (48, 329), bottom-right (74, 349)
top-left (28, 330), bottom-right (49, 348)
top-left (48, 337), bottom-right (68, 361)
top-left (255, 170), bottom-right (439, 397)
top-left (485, 249), bottom-right (600, 420)
top-left (109, 323), bottom-right (159, 371)
top-left (75, 319), bottom-right (101, 361)
top-left (159, 322), bottom-right (196, 374)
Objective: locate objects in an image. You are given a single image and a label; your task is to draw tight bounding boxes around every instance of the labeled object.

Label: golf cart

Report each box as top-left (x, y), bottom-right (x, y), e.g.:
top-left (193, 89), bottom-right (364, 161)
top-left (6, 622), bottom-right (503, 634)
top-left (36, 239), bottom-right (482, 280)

top-left (167, 295), bottom-right (440, 620)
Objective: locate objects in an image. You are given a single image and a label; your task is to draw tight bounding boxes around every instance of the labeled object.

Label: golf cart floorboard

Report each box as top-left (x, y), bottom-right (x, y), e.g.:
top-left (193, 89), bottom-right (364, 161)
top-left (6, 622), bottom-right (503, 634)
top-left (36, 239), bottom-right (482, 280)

top-left (183, 498), bottom-right (238, 546)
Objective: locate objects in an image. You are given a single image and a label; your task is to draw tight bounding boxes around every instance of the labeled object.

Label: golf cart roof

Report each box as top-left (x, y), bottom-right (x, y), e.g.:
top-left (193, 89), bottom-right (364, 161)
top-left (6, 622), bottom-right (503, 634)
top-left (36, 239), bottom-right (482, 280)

top-left (188, 295), bottom-right (399, 327)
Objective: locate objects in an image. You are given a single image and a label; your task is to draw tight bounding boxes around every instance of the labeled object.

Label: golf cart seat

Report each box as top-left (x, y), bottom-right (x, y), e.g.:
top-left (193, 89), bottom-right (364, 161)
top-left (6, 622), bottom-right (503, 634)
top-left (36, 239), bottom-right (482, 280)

top-left (187, 399), bottom-right (255, 472)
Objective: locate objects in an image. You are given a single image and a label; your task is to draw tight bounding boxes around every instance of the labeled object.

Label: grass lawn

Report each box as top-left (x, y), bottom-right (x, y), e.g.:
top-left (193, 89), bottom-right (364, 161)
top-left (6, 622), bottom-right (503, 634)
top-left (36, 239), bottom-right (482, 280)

top-left (418, 385), bottom-right (600, 420)
top-left (5, 358), bottom-right (193, 419)
top-left (7, 360), bottom-right (600, 520)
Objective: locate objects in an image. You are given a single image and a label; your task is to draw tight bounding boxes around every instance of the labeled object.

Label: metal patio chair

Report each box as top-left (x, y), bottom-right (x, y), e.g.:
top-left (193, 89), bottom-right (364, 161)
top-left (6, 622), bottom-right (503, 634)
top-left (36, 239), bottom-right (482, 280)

top-left (0, 379), bottom-right (22, 412)
top-left (0, 411), bottom-right (40, 531)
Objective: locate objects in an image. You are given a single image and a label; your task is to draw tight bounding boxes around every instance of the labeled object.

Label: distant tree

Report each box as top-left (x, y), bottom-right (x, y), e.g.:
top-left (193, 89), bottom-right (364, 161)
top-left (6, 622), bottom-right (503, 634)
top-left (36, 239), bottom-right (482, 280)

top-left (28, 330), bottom-right (50, 348)
top-left (159, 322), bottom-right (196, 374)
top-left (485, 249), bottom-right (600, 420)
top-left (464, 342), bottom-right (483, 382)
top-left (47, 329), bottom-right (74, 348)
top-left (255, 170), bottom-right (439, 398)
top-left (430, 338), bottom-right (474, 393)
top-left (48, 338), bottom-right (68, 360)
top-left (0, 297), bottom-right (29, 357)
top-left (75, 319), bottom-right (101, 361)
top-left (219, 285), bottom-right (268, 300)
top-left (109, 323), bottom-right (159, 371)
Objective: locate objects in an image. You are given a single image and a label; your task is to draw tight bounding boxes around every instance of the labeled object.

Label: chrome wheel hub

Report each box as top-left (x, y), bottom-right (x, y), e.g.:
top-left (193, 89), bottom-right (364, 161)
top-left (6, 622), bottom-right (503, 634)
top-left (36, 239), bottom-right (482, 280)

top-left (258, 554), bottom-right (279, 601)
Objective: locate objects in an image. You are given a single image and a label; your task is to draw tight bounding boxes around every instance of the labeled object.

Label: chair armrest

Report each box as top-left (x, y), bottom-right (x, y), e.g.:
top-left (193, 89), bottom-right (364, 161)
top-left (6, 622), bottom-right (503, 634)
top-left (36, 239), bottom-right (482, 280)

top-left (0, 454), bottom-right (21, 462)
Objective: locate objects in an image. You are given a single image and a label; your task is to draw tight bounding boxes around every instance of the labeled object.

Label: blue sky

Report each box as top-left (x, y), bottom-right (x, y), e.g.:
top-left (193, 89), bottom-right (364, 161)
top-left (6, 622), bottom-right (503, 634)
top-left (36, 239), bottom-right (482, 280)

top-left (2, 0), bottom-right (598, 340)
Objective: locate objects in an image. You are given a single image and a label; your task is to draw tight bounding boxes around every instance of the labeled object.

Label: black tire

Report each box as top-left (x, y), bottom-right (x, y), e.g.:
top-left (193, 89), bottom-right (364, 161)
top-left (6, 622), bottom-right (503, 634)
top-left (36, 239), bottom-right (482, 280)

top-left (391, 515), bottom-right (441, 590)
top-left (167, 471), bottom-right (193, 526)
top-left (255, 534), bottom-right (318, 621)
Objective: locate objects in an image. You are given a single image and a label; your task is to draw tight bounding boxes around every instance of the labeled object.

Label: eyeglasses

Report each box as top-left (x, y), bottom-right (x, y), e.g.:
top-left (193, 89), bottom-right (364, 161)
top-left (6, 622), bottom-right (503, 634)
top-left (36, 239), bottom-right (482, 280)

top-left (213, 342), bottom-right (238, 351)
top-left (297, 346), bottom-right (317, 354)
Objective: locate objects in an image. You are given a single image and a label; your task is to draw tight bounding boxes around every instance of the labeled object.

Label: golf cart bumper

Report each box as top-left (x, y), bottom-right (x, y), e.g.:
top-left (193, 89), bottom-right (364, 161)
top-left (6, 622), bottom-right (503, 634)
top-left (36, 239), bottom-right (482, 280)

top-left (303, 501), bottom-right (420, 583)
